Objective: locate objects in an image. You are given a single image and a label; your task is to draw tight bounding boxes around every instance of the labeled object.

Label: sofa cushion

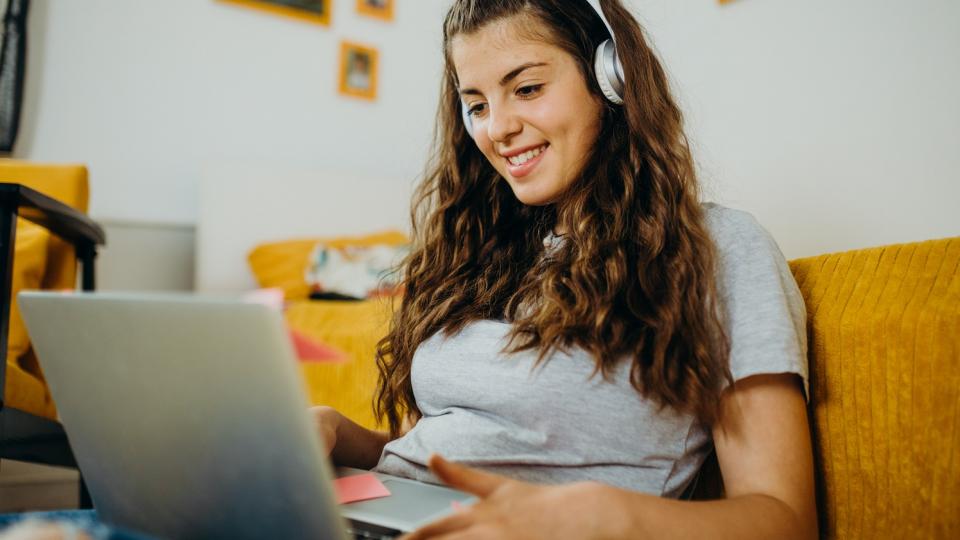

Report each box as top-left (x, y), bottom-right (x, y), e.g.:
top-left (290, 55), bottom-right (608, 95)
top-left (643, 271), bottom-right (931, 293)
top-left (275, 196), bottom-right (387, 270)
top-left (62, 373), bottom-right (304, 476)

top-left (248, 230), bottom-right (408, 300)
top-left (286, 298), bottom-right (393, 429)
top-left (789, 236), bottom-right (960, 538)
top-left (4, 219), bottom-right (56, 419)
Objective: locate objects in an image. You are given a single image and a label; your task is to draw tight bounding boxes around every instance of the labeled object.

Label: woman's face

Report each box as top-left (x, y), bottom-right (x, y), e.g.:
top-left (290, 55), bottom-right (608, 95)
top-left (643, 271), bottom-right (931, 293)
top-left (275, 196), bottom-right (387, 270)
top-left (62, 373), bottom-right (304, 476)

top-left (451, 17), bottom-right (605, 206)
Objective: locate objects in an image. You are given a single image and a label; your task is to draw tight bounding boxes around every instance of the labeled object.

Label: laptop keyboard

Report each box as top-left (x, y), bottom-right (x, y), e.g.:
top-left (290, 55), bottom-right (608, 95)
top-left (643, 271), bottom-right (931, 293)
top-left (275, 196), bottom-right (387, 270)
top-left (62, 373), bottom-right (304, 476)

top-left (347, 520), bottom-right (402, 539)
top-left (348, 529), bottom-right (397, 539)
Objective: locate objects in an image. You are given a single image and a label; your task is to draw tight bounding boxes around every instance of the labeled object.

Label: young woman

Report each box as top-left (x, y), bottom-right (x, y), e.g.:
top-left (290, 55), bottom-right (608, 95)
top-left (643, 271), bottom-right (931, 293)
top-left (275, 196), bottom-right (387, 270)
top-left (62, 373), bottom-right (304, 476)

top-left (314, 0), bottom-right (817, 538)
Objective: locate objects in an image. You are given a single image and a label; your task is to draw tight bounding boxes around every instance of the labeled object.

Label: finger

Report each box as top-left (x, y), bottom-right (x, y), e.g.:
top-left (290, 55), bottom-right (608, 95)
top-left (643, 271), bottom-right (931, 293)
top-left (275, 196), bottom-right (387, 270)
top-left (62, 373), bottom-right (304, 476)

top-left (428, 454), bottom-right (506, 498)
top-left (399, 508), bottom-right (475, 540)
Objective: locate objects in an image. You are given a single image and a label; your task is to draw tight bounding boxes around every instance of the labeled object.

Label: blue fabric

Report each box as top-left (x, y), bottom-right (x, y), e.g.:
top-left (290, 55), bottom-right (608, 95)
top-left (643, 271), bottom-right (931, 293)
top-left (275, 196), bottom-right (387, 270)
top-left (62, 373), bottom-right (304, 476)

top-left (0, 510), bottom-right (155, 540)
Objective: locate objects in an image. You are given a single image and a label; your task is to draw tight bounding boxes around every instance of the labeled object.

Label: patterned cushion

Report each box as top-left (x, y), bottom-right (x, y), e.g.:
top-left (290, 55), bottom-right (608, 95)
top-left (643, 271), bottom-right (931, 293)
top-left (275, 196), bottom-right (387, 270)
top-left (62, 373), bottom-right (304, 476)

top-left (248, 231), bottom-right (408, 300)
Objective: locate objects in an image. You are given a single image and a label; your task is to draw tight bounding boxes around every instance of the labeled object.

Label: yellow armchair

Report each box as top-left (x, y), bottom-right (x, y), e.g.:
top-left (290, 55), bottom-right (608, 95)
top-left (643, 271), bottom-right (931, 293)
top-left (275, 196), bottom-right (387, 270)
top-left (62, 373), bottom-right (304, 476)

top-left (0, 160), bottom-right (105, 477)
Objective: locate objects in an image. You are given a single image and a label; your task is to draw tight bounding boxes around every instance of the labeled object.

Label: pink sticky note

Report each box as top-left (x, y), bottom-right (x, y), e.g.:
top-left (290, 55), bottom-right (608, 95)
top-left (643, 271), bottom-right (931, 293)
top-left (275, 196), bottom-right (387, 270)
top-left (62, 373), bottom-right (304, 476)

top-left (290, 329), bottom-right (348, 363)
top-left (334, 473), bottom-right (391, 505)
top-left (243, 288), bottom-right (347, 363)
top-left (243, 288), bottom-right (285, 311)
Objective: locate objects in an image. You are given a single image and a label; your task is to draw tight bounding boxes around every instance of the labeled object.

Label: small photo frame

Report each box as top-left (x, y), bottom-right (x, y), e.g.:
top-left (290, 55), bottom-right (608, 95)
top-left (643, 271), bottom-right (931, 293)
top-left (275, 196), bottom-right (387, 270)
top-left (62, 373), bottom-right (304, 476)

top-left (219, 0), bottom-right (332, 26)
top-left (356, 0), bottom-right (394, 22)
top-left (339, 41), bottom-right (379, 101)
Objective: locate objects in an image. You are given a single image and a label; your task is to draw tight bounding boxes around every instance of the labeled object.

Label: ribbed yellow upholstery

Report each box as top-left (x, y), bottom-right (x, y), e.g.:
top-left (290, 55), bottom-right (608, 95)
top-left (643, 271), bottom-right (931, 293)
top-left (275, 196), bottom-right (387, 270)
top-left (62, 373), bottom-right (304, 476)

top-left (789, 237), bottom-right (960, 539)
top-left (286, 297), bottom-right (394, 429)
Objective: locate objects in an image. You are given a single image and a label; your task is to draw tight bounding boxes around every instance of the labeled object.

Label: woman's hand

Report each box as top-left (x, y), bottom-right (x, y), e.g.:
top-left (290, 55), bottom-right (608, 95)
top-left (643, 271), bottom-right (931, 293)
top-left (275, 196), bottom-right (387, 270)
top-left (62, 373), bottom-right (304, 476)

top-left (401, 455), bottom-right (625, 540)
top-left (309, 407), bottom-right (393, 469)
top-left (308, 405), bottom-right (341, 455)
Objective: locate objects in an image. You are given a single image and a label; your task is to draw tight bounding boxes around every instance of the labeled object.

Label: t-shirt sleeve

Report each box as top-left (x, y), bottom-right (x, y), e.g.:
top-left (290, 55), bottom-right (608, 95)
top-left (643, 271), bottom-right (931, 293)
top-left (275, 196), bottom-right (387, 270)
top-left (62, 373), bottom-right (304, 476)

top-left (707, 206), bottom-right (809, 398)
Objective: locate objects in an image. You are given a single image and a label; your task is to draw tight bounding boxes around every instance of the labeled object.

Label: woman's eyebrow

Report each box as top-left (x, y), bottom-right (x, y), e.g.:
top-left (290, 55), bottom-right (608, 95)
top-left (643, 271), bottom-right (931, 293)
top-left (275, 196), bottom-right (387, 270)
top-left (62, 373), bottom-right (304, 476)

top-left (460, 62), bottom-right (549, 96)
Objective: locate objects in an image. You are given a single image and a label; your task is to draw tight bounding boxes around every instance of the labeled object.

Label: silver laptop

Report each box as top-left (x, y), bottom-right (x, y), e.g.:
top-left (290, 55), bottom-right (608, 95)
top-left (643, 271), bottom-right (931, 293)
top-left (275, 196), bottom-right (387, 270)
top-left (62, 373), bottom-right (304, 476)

top-left (18, 291), bottom-right (472, 540)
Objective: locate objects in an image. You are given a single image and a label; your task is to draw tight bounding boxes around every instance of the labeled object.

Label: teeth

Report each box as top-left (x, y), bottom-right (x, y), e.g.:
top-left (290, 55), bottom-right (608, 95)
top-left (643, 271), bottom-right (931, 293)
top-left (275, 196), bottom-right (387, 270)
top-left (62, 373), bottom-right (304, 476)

top-left (507, 145), bottom-right (546, 166)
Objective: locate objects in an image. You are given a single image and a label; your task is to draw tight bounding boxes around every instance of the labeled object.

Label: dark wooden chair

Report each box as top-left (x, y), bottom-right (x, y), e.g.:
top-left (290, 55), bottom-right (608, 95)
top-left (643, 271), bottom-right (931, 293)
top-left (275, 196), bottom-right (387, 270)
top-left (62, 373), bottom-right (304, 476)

top-left (0, 181), bottom-right (106, 508)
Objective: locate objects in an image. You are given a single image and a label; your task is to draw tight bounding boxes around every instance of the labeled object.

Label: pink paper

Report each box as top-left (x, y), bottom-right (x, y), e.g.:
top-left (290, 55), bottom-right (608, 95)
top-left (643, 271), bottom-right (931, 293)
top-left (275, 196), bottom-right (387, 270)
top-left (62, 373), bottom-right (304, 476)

top-left (242, 288), bottom-right (285, 311)
top-left (243, 288), bottom-right (347, 363)
top-left (290, 329), bottom-right (348, 363)
top-left (334, 473), bottom-right (391, 505)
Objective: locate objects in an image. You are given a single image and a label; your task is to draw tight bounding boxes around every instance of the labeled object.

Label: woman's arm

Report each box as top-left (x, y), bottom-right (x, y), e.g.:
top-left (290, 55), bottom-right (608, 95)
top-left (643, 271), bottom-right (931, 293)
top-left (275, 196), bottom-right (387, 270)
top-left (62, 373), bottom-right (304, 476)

top-left (606, 373), bottom-right (817, 539)
top-left (311, 406), bottom-right (417, 470)
top-left (404, 373), bottom-right (817, 539)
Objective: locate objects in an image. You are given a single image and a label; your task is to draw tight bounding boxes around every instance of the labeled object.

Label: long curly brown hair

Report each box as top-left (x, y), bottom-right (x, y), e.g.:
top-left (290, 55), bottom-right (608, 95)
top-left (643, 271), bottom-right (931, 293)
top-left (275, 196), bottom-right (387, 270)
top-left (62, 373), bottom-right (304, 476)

top-left (375, 0), bottom-right (731, 438)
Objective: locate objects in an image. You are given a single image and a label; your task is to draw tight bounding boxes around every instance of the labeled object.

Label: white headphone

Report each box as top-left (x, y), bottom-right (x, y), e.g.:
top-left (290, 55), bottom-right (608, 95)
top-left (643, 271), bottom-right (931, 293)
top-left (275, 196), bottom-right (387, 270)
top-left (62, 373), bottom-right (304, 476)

top-left (461, 0), bottom-right (625, 139)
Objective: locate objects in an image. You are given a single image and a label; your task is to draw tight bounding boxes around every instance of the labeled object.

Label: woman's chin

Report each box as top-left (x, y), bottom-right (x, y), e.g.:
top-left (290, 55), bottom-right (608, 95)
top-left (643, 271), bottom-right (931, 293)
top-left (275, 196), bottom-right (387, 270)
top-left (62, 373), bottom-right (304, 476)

top-left (507, 181), bottom-right (559, 207)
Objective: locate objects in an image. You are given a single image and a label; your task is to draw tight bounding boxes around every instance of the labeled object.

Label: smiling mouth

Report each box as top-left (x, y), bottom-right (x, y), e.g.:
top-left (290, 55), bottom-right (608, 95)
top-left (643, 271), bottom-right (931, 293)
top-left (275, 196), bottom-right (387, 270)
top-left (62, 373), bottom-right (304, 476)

top-left (506, 144), bottom-right (548, 166)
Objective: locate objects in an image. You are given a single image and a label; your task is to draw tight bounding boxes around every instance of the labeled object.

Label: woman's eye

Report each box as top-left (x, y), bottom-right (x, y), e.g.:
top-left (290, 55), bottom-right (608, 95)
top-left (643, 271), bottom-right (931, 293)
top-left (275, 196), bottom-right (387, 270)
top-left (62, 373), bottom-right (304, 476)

top-left (468, 103), bottom-right (487, 117)
top-left (517, 84), bottom-right (543, 98)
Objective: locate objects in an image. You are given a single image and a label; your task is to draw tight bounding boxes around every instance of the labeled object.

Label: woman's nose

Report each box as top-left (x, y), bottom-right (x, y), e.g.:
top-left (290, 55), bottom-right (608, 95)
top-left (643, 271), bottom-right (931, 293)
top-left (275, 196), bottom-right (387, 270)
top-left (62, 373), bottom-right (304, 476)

top-left (486, 106), bottom-right (522, 143)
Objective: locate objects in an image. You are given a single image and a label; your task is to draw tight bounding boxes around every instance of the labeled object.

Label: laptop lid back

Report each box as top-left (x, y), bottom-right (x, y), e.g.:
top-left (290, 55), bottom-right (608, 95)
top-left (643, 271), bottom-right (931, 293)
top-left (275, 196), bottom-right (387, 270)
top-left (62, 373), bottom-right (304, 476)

top-left (18, 291), bottom-right (348, 540)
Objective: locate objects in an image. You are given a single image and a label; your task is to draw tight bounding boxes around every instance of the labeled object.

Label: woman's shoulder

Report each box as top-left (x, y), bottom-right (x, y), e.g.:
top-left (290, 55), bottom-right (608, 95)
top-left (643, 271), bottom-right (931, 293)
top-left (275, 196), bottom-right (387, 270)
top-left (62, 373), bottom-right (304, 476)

top-left (698, 202), bottom-right (797, 299)
top-left (700, 203), bottom-right (783, 263)
top-left (698, 205), bottom-right (808, 394)
top-left (701, 203), bottom-right (768, 244)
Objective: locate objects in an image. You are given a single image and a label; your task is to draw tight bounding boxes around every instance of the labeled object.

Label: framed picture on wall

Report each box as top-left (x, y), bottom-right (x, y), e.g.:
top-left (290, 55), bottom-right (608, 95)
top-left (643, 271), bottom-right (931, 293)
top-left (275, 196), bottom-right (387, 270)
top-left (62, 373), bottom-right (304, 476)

top-left (219, 0), bottom-right (332, 26)
top-left (356, 0), bottom-right (394, 22)
top-left (339, 41), bottom-right (379, 101)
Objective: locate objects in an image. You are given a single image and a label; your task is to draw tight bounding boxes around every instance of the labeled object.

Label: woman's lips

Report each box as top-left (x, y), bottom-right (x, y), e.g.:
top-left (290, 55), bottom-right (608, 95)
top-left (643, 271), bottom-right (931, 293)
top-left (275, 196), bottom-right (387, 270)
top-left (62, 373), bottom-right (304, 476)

top-left (505, 145), bottom-right (548, 179)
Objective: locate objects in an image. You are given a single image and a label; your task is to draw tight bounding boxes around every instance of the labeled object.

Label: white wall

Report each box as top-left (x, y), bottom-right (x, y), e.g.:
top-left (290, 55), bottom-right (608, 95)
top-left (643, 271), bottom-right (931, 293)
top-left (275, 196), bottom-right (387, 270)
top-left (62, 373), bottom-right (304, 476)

top-left (636, 0), bottom-right (960, 257)
top-left (18, 0), bottom-right (447, 224)
top-left (16, 0), bottom-right (960, 262)
top-left (97, 221), bottom-right (196, 291)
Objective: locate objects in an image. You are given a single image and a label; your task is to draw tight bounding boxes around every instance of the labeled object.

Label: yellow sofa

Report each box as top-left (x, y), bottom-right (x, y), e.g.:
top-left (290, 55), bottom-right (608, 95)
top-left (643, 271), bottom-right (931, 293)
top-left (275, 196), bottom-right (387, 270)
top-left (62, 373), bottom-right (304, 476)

top-left (248, 231), bottom-right (404, 428)
top-left (254, 234), bottom-right (959, 538)
top-left (789, 236), bottom-right (959, 538)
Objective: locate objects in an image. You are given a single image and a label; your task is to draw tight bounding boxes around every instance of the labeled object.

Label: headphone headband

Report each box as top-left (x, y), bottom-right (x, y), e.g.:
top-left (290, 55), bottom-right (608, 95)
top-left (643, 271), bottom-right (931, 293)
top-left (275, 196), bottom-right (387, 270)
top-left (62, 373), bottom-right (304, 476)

top-left (584, 0), bottom-right (617, 43)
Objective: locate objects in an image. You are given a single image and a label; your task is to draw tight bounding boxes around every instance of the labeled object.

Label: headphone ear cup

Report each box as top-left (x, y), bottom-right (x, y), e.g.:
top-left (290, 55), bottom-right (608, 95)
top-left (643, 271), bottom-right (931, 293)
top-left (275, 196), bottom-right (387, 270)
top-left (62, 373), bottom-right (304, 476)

top-left (461, 101), bottom-right (475, 139)
top-left (594, 39), bottom-right (625, 105)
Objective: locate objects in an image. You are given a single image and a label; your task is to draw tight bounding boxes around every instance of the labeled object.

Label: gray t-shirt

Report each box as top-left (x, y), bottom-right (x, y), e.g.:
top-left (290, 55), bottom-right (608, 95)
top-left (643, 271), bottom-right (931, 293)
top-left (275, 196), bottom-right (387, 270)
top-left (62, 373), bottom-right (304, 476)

top-left (374, 204), bottom-right (807, 497)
